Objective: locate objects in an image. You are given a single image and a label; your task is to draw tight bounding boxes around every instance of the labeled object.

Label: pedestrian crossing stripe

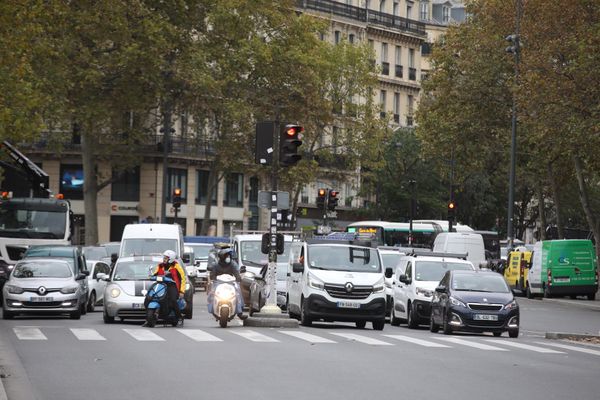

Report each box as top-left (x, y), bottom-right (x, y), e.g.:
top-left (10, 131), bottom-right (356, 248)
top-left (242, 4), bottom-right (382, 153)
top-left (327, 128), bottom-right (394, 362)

top-left (330, 333), bottom-right (393, 346)
top-left (280, 331), bottom-right (337, 344)
top-left (535, 341), bottom-right (600, 356)
top-left (123, 329), bottom-right (165, 341)
top-left (433, 337), bottom-right (508, 351)
top-left (483, 339), bottom-right (564, 354)
top-left (71, 328), bottom-right (106, 341)
top-left (176, 329), bottom-right (222, 342)
top-left (13, 327), bottom-right (47, 340)
top-left (384, 334), bottom-right (451, 348)
top-left (228, 330), bottom-right (280, 342)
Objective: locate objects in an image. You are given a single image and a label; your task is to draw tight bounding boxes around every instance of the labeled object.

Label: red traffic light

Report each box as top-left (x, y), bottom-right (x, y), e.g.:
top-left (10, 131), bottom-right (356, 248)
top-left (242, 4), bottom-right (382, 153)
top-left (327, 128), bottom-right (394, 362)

top-left (329, 190), bottom-right (338, 198)
top-left (285, 125), bottom-right (304, 137)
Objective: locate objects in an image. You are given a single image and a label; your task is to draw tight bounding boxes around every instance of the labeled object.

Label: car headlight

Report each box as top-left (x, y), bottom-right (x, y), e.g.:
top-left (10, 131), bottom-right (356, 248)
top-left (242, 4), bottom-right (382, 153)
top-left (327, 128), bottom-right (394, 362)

top-left (185, 283), bottom-right (191, 291)
top-left (416, 287), bottom-right (434, 297)
top-left (373, 277), bottom-right (385, 293)
top-left (449, 296), bottom-right (466, 307)
top-left (110, 287), bottom-right (121, 298)
top-left (307, 273), bottom-right (324, 290)
top-left (60, 285), bottom-right (79, 294)
top-left (215, 284), bottom-right (236, 300)
top-left (6, 285), bottom-right (24, 294)
top-left (504, 300), bottom-right (518, 310)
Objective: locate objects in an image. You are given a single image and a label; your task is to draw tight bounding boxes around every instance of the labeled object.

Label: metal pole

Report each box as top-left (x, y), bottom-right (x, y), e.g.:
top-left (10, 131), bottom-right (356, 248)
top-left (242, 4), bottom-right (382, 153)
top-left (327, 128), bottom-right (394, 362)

top-left (160, 105), bottom-right (171, 224)
top-left (408, 180), bottom-right (416, 245)
top-left (449, 148), bottom-right (455, 232)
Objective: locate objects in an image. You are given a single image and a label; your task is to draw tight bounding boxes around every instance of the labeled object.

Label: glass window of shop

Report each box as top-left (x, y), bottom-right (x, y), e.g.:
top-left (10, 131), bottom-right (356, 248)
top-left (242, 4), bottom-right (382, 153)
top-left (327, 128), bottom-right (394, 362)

top-left (111, 167), bottom-right (140, 201)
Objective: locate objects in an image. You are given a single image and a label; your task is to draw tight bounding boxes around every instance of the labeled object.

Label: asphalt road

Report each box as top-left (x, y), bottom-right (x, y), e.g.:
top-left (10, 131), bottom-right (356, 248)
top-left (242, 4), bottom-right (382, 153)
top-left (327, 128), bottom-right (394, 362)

top-left (1, 291), bottom-right (599, 400)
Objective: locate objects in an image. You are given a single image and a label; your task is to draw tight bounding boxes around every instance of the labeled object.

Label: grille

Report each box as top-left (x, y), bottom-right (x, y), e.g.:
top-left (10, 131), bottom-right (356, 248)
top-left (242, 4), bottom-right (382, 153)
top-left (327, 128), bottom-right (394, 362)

top-left (22, 301), bottom-right (64, 308)
top-left (117, 309), bottom-right (146, 319)
top-left (324, 284), bottom-right (372, 300)
top-left (468, 303), bottom-right (503, 311)
top-left (6, 246), bottom-right (27, 261)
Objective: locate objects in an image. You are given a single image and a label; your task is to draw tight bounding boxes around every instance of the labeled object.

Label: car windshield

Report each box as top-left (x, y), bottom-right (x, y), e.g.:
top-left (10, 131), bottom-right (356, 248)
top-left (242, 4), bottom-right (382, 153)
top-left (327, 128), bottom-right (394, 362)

top-left (381, 253), bottom-right (402, 269)
top-left (452, 274), bottom-right (511, 293)
top-left (188, 245), bottom-right (211, 260)
top-left (83, 247), bottom-right (108, 261)
top-left (120, 239), bottom-right (178, 257)
top-left (0, 207), bottom-right (67, 239)
top-left (308, 245), bottom-right (381, 273)
top-left (240, 240), bottom-right (290, 265)
top-left (113, 261), bottom-right (156, 281)
top-left (415, 261), bottom-right (473, 281)
top-left (13, 260), bottom-right (72, 278)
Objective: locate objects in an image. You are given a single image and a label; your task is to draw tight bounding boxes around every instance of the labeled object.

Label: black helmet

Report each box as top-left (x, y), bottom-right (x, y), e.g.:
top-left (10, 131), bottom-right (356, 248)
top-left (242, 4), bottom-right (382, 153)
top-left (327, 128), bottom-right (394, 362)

top-left (218, 248), bottom-right (233, 264)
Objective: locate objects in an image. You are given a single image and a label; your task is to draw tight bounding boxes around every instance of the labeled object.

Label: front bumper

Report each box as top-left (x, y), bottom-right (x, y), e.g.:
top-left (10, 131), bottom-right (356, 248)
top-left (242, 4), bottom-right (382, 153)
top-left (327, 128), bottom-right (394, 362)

top-left (305, 294), bottom-right (386, 322)
top-left (104, 293), bottom-right (146, 319)
top-left (411, 299), bottom-right (432, 322)
top-left (446, 306), bottom-right (519, 333)
top-left (3, 291), bottom-right (80, 313)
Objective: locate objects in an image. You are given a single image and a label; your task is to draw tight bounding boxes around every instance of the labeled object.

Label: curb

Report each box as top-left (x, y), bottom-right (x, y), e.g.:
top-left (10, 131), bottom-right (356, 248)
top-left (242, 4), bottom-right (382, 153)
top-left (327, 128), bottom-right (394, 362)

top-left (545, 332), bottom-right (600, 340)
top-left (243, 312), bottom-right (299, 328)
top-left (0, 373), bottom-right (6, 400)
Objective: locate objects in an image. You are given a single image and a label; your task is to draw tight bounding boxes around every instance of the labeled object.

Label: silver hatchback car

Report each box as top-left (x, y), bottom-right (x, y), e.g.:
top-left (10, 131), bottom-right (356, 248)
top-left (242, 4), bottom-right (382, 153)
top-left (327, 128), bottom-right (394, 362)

top-left (2, 258), bottom-right (89, 319)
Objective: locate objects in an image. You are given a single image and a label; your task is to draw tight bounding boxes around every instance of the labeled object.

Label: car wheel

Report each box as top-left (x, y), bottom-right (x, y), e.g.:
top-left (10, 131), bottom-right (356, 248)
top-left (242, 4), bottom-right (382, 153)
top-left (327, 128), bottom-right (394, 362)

top-left (185, 304), bottom-right (193, 319)
top-left (2, 308), bottom-right (15, 319)
top-left (372, 319), bottom-right (385, 331)
top-left (493, 331), bottom-right (502, 337)
top-left (509, 328), bottom-right (519, 338)
top-left (87, 291), bottom-right (96, 313)
top-left (407, 303), bottom-right (418, 329)
top-left (103, 310), bottom-right (114, 324)
top-left (70, 308), bottom-right (81, 320)
top-left (300, 298), bottom-right (312, 327)
top-left (526, 285), bottom-right (534, 299)
top-left (355, 321), bottom-right (366, 329)
top-left (544, 287), bottom-right (552, 298)
top-left (429, 315), bottom-right (439, 333)
top-left (442, 311), bottom-right (452, 335)
top-left (588, 293), bottom-right (596, 301)
top-left (390, 301), bottom-right (401, 327)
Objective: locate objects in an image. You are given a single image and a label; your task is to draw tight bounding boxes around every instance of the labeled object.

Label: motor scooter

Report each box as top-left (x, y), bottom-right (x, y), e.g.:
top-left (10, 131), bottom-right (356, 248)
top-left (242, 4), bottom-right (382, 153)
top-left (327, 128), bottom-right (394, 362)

top-left (144, 274), bottom-right (186, 327)
top-left (209, 274), bottom-right (238, 328)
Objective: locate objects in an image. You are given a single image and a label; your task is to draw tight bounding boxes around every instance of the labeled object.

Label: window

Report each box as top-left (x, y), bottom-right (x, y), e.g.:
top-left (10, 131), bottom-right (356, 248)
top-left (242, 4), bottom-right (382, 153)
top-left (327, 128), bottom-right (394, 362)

top-left (380, 90), bottom-right (387, 117)
top-left (224, 173), bottom-right (243, 207)
top-left (167, 168), bottom-right (187, 202)
top-left (420, 2), bottom-right (428, 20)
top-left (60, 164), bottom-right (84, 200)
top-left (443, 6), bottom-right (450, 23)
top-left (409, 48), bottom-right (415, 68)
top-left (406, 4), bottom-right (412, 19)
top-left (393, 1), bottom-right (399, 16)
top-left (349, 33), bottom-right (355, 44)
top-left (381, 43), bottom-right (388, 62)
top-left (334, 30), bottom-right (341, 44)
top-left (111, 167), bottom-right (140, 201)
top-left (393, 93), bottom-right (400, 122)
top-left (379, 0), bottom-right (386, 13)
top-left (319, 32), bottom-right (325, 41)
top-left (196, 170), bottom-right (217, 205)
top-left (408, 95), bottom-right (414, 114)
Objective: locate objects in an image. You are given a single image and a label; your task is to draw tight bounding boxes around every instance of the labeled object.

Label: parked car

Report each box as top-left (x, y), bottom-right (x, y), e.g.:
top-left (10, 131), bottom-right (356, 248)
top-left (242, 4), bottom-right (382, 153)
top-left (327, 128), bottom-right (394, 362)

top-left (390, 251), bottom-right (475, 328)
top-left (2, 258), bottom-right (89, 319)
top-left (86, 260), bottom-right (111, 312)
top-left (102, 255), bottom-right (194, 323)
top-left (430, 269), bottom-right (520, 338)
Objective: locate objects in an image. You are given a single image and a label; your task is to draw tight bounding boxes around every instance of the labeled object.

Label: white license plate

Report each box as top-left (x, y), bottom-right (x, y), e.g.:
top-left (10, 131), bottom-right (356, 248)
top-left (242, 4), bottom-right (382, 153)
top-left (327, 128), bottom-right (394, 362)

top-left (132, 303), bottom-right (142, 309)
top-left (474, 314), bottom-right (498, 321)
top-left (30, 297), bottom-right (54, 302)
top-left (337, 301), bottom-right (360, 309)
top-left (554, 278), bottom-right (570, 283)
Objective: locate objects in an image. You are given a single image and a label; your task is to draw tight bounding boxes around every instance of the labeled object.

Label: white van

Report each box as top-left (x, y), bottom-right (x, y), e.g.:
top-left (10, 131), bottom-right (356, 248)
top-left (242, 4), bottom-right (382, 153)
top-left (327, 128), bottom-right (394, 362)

top-left (433, 232), bottom-right (487, 268)
top-left (287, 240), bottom-right (390, 330)
top-left (119, 224), bottom-right (184, 259)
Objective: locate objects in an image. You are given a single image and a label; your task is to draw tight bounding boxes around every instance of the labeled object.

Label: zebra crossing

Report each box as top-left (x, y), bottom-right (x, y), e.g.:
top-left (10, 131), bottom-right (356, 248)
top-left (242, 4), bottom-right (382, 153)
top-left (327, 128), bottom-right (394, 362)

top-left (10, 326), bottom-right (600, 357)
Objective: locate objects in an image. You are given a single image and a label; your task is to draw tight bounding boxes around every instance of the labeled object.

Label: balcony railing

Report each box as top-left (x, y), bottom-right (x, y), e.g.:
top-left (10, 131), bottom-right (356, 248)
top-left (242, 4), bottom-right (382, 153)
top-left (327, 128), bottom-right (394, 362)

top-left (297, 0), bottom-right (426, 36)
top-left (381, 62), bottom-right (390, 75)
top-left (395, 64), bottom-right (403, 78)
top-left (409, 67), bottom-right (417, 81)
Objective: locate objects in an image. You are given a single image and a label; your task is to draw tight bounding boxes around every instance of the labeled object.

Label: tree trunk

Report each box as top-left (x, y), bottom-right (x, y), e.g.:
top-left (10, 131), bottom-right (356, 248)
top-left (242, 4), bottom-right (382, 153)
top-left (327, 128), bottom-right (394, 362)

top-left (547, 162), bottom-right (564, 239)
top-left (572, 155), bottom-right (600, 261)
top-left (81, 131), bottom-right (99, 245)
top-left (537, 181), bottom-right (546, 241)
top-left (200, 166), bottom-right (219, 236)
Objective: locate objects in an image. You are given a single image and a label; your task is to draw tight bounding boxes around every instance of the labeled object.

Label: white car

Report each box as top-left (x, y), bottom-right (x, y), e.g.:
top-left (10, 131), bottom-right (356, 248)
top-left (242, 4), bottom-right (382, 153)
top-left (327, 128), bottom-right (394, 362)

top-left (390, 251), bottom-right (475, 328)
top-left (184, 243), bottom-right (213, 290)
top-left (86, 260), bottom-right (111, 312)
top-left (378, 247), bottom-right (405, 317)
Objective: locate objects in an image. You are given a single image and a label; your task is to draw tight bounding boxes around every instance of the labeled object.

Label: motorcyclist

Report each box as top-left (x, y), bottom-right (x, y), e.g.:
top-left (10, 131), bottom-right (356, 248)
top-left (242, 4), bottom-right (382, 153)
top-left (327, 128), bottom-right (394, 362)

top-left (151, 250), bottom-right (186, 323)
top-left (209, 248), bottom-right (247, 320)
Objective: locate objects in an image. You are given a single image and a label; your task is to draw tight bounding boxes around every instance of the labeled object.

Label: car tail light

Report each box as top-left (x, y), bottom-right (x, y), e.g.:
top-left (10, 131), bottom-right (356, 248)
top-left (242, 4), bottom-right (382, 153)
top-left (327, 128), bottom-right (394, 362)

top-left (547, 268), bottom-right (552, 285)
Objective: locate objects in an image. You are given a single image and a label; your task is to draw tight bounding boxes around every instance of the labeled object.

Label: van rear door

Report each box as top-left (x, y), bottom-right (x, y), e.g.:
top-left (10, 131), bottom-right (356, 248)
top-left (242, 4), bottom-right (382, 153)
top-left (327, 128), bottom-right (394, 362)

top-left (550, 240), bottom-right (595, 286)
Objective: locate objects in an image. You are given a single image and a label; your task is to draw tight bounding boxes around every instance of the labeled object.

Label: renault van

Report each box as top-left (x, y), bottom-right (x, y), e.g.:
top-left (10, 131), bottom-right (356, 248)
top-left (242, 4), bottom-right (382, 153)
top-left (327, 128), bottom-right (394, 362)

top-left (527, 239), bottom-right (598, 300)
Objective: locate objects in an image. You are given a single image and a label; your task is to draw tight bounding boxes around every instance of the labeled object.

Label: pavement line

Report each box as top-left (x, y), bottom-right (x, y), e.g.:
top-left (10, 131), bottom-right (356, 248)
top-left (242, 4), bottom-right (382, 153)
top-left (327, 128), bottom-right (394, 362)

top-left (483, 339), bottom-right (564, 353)
top-left (535, 341), bottom-right (600, 356)
top-left (329, 333), bottom-right (393, 346)
top-left (279, 331), bottom-right (337, 344)
top-left (433, 337), bottom-right (508, 351)
top-left (13, 327), bottom-right (47, 340)
top-left (70, 328), bottom-right (106, 341)
top-left (384, 335), bottom-right (451, 348)
top-left (228, 330), bottom-right (280, 342)
top-left (123, 329), bottom-right (165, 341)
top-left (177, 329), bottom-right (223, 342)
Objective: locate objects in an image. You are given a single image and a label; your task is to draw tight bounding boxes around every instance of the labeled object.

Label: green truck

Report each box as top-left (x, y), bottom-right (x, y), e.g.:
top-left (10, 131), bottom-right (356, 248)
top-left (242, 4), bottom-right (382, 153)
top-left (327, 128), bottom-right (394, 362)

top-left (527, 239), bottom-right (598, 300)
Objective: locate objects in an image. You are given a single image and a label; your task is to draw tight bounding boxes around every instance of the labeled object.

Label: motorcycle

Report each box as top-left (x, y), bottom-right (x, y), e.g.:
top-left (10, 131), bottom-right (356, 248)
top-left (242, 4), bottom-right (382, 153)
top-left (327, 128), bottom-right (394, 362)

top-left (144, 274), bottom-right (186, 328)
top-left (209, 274), bottom-right (238, 328)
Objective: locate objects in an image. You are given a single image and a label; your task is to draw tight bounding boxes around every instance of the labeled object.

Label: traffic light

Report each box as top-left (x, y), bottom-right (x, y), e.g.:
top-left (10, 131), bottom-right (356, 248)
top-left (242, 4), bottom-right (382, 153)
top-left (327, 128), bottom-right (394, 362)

top-left (327, 190), bottom-right (339, 211)
top-left (447, 201), bottom-right (456, 220)
top-left (173, 188), bottom-right (182, 210)
top-left (316, 188), bottom-right (327, 210)
top-left (279, 124), bottom-right (303, 167)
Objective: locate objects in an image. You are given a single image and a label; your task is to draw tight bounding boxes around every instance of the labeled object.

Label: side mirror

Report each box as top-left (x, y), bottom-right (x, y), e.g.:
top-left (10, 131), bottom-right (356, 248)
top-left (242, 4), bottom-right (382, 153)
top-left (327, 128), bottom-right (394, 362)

top-left (399, 274), bottom-right (410, 284)
top-left (182, 252), bottom-right (192, 264)
top-left (435, 285), bottom-right (447, 293)
top-left (76, 273), bottom-right (87, 280)
top-left (292, 262), bottom-right (304, 273)
top-left (385, 267), bottom-right (393, 278)
top-left (82, 270), bottom-right (90, 276)
top-left (111, 253), bottom-right (118, 263)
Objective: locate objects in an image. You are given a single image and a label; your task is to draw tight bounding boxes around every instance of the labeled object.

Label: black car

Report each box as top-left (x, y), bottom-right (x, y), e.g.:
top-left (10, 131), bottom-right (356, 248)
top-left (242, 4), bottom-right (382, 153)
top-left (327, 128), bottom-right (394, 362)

top-left (430, 270), bottom-right (519, 338)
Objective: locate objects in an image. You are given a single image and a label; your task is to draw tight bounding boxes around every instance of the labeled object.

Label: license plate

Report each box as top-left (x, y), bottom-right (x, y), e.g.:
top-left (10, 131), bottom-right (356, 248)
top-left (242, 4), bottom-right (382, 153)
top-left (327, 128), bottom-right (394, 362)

top-left (132, 303), bottom-right (142, 309)
top-left (474, 314), bottom-right (498, 321)
top-left (30, 297), bottom-right (54, 302)
top-left (554, 278), bottom-right (570, 283)
top-left (337, 301), bottom-right (360, 309)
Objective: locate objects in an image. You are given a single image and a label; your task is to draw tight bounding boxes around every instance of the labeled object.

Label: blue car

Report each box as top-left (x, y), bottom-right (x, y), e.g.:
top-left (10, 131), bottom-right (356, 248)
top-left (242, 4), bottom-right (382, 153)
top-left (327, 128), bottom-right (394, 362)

top-left (430, 270), bottom-right (519, 338)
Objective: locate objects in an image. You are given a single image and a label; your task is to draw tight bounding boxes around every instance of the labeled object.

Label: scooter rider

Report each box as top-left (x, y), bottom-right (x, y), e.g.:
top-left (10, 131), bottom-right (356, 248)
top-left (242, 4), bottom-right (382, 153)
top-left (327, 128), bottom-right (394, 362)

top-left (209, 248), bottom-right (247, 320)
top-left (151, 250), bottom-right (186, 322)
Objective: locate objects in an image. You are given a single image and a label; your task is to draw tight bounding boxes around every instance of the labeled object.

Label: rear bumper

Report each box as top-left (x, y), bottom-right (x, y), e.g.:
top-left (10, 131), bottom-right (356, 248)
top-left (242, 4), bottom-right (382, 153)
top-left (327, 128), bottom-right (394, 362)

top-left (546, 284), bottom-right (598, 296)
top-left (305, 294), bottom-right (386, 322)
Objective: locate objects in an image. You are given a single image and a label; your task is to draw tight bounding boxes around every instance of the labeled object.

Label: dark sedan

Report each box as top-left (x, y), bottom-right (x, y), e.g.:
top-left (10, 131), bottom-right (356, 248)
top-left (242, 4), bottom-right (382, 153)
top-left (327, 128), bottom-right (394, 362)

top-left (430, 270), bottom-right (519, 338)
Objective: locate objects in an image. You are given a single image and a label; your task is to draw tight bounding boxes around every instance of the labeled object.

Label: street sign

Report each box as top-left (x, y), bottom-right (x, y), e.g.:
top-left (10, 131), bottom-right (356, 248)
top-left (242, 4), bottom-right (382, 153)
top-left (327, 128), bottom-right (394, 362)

top-left (317, 225), bottom-right (332, 235)
top-left (258, 190), bottom-right (290, 210)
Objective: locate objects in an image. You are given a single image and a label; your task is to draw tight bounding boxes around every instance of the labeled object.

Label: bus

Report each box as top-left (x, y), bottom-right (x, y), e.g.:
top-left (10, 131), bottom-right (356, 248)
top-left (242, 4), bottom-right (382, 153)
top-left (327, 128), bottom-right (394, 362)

top-left (346, 221), bottom-right (443, 248)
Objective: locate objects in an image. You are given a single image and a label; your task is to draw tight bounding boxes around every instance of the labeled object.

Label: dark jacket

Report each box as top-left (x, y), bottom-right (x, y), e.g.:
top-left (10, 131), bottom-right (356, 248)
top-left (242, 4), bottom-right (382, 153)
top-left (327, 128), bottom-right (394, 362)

top-left (210, 260), bottom-right (242, 282)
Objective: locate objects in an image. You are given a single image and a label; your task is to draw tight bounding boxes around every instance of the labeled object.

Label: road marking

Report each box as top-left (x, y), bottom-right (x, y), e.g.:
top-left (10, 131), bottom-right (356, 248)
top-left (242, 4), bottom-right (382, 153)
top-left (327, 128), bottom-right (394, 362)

top-left (229, 330), bottom-right (279, 342)
top-left (177, 329), bottom-right (223, 342)
top-left (535, 341), bottom-right (600, 356)
top-left (124, 329), bottom-right (165, 341)
top-left (13, 327), bottom-right (47, 340)
top-left (484, 339), bottom-right (564, 353)
top-left (384, 335), bottom-right (451, 348)
top-left (433, 337), bottom-right (508, 351)
top-left (70, 328), bottom-right (106, 341)
top-left (329, 333), bottom-right (393, 346)
top-left (279, 331), bottom-right (336, 344)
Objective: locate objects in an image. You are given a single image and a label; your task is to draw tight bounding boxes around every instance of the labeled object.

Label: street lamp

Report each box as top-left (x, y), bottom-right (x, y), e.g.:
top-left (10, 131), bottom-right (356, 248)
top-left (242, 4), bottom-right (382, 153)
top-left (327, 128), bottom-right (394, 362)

top-left (505, 0), bottom-right (523, 249)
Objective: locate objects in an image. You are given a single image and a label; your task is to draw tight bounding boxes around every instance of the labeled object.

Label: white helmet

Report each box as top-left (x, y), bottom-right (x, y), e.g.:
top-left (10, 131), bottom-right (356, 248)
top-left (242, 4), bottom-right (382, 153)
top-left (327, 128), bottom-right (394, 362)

top-left (163, 250), bottom-right (177, 263)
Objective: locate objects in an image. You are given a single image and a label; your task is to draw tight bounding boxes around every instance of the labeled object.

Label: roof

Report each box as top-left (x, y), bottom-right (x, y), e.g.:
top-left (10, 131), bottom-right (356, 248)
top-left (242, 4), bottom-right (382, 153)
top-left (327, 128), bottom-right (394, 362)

top-left (122, 223), bottom-right (182, 238)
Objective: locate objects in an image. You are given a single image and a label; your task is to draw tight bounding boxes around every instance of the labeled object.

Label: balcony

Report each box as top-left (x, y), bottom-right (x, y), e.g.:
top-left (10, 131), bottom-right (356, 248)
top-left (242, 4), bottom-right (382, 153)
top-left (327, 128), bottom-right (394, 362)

top-left (395, 64), bottom-right (403, 78)
top-left (381, 62), bottom-right (390, 76)
top-left (297, 0), bottom-right (426, 36)
top-left (409, 67), bottom-right (417, 81)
